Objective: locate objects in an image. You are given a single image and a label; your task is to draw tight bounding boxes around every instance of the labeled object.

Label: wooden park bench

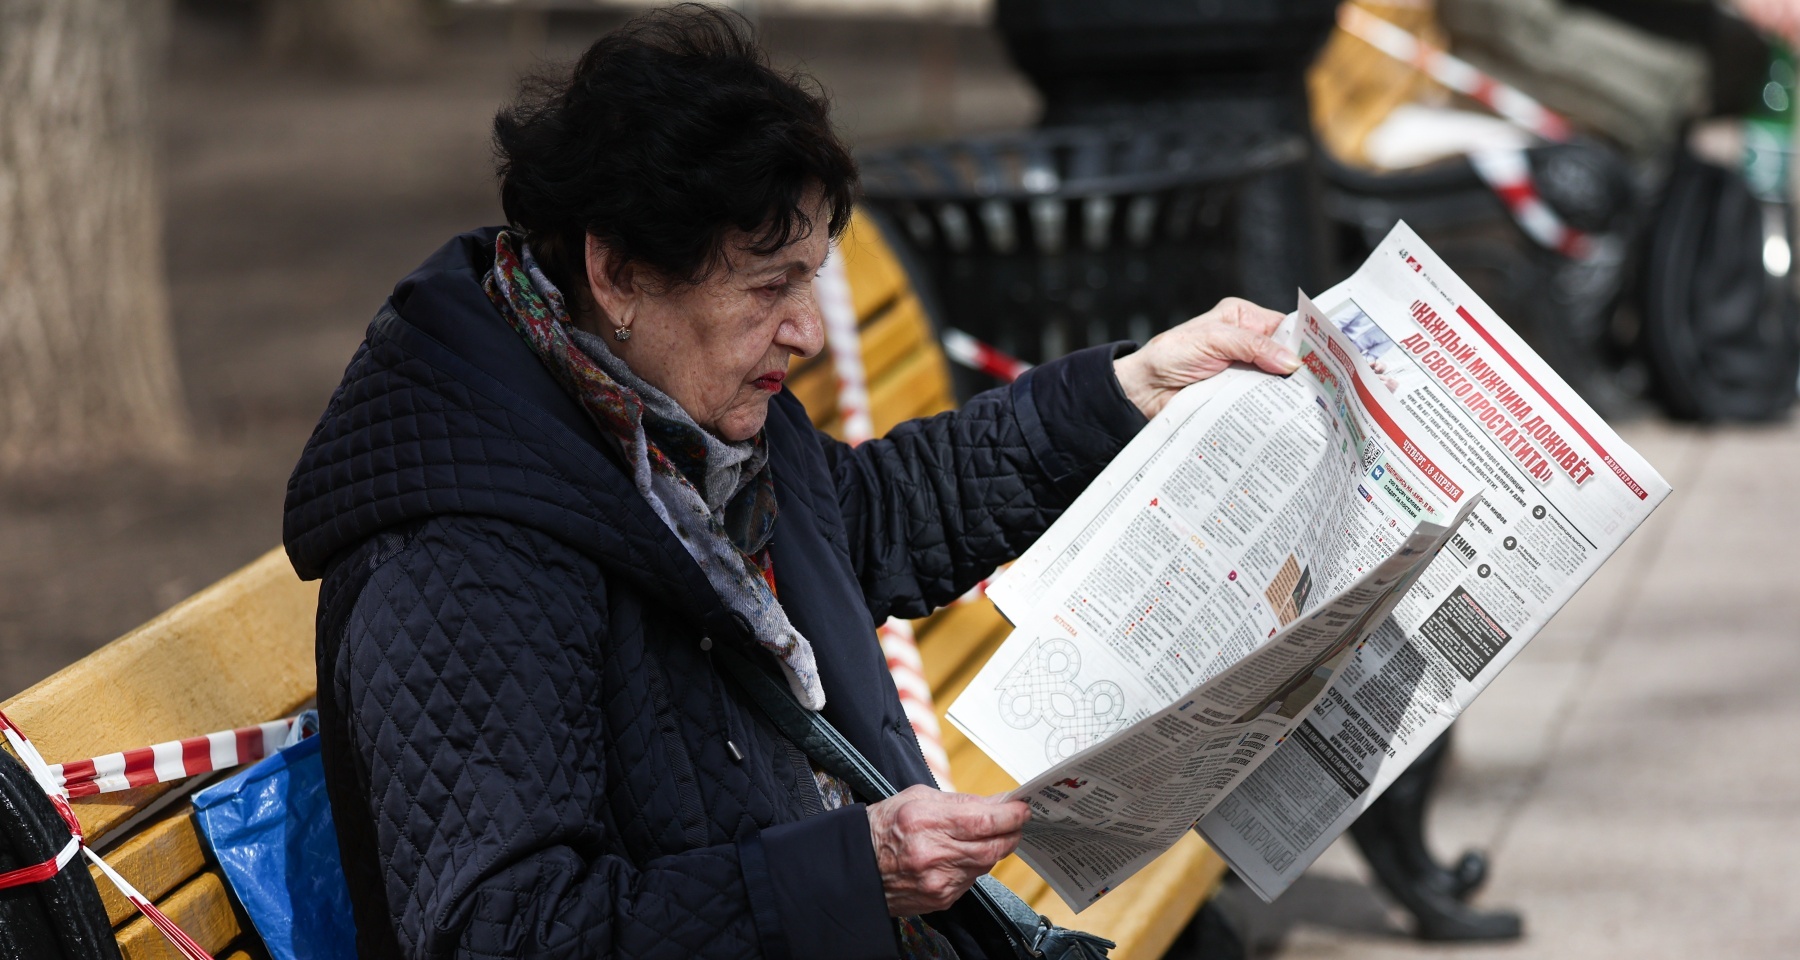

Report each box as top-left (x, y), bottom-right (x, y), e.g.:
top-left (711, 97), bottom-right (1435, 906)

top-left (0, 549), bottom-right (315, 960)
top-left (0, 209), bottom-right (1226, 960)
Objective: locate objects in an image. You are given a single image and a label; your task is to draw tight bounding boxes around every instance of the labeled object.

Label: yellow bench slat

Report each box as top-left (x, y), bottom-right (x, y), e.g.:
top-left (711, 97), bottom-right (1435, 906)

top-left (792, 292), bottom-right (953, 441)
top-left (945, 756), bottom-right (1020, 800)
top-left (840, 209), bottom-right (909, 322)
top-left (1037, 833), bottom-right (1229, 960)
top-left (786, 357), bottom-right (838, 428)
top-left (913, 600), bottom-right (1014, 693)
top-left (91, 808), bottom-right (209, 927)
top-left (857, 293), bottom-right (934, 386)
top-left (116, 870), bottom-right (242, 960)
top-left (867, 349), bottom-right (954, 438)
top-left (0, 548), bottom-right (317, 844)
top-left (817, 369), bottom-right (955, 441)
top-left (793, 207), bottom-right (953, 442)
top-left (929, 639), bottom-right (1013, 718)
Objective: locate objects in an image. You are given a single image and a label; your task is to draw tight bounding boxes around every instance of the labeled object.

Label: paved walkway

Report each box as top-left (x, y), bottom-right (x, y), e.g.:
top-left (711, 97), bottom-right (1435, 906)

top-left (1215, 415), bottom-right (1800, 957)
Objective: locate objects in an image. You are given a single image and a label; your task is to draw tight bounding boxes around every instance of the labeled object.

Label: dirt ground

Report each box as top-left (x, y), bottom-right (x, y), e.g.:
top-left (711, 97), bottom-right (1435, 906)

top-left (0, 5), bottom-right (1038, 700)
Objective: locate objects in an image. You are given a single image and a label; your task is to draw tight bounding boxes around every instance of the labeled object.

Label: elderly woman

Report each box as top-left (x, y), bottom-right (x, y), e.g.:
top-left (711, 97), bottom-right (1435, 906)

top-left (283, 8), bottom-right (1296, 960)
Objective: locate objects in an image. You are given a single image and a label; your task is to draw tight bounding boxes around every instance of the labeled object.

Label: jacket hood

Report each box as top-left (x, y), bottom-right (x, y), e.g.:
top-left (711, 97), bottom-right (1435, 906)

top-left (283, 229), bottom-right (735, 634)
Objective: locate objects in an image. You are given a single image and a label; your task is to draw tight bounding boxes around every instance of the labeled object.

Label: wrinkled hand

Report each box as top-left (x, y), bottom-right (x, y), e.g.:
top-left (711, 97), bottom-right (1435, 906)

top-left (1113, 297), bottom-right (1298, 419)
top-left (867, 785), bottom-right (1030, 917)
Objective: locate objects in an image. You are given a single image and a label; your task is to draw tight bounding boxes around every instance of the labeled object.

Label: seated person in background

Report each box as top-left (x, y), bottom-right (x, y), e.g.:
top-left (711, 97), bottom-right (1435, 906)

top-left (282, 6), bottom-right (1297, 958)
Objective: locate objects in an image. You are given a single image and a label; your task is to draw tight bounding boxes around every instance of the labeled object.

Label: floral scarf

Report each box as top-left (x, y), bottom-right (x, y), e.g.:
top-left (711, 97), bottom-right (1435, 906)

top-left (482, 230), bottom-right (826, 710)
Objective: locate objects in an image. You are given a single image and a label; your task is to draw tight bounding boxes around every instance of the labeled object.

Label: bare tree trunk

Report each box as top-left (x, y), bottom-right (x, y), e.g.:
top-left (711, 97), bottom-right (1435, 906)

top-left (0, 0), bottom-right (189, 471)
top-left (263, 0), bottom-right (429, 73)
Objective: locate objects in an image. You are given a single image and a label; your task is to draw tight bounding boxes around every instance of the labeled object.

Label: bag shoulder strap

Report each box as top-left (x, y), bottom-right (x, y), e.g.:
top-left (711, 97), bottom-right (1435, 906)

top-left (713, 642), bottom-right (897, 799)
top-left (711, 643), bottom-right (1113, 960)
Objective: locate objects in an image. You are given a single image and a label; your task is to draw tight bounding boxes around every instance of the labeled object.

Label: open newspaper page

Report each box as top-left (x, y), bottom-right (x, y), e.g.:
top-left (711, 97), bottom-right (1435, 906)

top-left (948, 306), bottom-right (1484, 911)
top-left (1195, 223), bottom-right (1673, 901)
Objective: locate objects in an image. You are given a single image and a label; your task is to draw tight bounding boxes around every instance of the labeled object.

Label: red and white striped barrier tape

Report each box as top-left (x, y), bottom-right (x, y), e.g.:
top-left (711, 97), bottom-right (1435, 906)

top-left (86, 847), bottom-right (216, 960)
top-left (0, 832), bottom-right (82, 891)
top-left (0, 709), bottom-right (83, 893)
top-left (1337, 4), bottom-right (1572, 143)
top-left (0, 709), bottom-right (90, 894)
top-left (815, 248), bottom-right (876, 443)
top-left (0, 709), bottom-right (303, 960)
top-left (1337, 4), bottom-right (1596, 258)
top-left (818, 246), bottom-right (956, 790)
top-left (49, 718), bottom-right (296, 798)
top-left (941, 328), bottom-right (1032, 384)
top-left (878, 619), bottom-right (955, 786)
top-left (1467, 150), bottom-right (1593, 258)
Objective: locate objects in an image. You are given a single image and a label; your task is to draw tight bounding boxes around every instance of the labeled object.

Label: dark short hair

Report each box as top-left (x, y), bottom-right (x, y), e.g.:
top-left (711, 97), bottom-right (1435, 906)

top-left (493, 4), bottom-right (857, 297)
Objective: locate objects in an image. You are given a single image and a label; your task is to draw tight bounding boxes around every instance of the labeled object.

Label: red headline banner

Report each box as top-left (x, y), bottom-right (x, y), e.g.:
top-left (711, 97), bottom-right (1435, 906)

top-left (1455, 306), bottom-right (1648, 500)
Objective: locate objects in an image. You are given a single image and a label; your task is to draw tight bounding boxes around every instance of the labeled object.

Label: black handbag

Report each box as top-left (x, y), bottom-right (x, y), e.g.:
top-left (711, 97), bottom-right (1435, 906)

top-left (712, 642), bottom-right (1114, 960)
top-left (1641, 149), bottom-right (1800, 421)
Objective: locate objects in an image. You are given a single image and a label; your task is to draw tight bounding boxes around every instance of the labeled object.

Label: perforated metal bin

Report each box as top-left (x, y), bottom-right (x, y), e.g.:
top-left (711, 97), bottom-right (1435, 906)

top-left (857, 124), bottom-right (1306, 398)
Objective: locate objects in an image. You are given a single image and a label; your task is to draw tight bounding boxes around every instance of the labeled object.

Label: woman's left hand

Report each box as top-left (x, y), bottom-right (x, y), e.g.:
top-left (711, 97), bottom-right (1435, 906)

top-left (1112, 297), bottom-right (1299, 419)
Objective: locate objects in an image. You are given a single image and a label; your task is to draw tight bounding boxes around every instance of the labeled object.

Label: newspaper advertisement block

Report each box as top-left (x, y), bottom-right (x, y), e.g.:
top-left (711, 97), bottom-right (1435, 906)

top-left (949, 281), bottom-right (1488, 911)
top-left (1193, 222), bottom-right (1671, 900)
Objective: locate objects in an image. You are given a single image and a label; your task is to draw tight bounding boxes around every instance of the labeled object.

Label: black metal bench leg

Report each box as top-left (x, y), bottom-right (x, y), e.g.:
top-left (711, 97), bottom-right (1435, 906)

top-left (1348, 729), bottom-right (1523, 941)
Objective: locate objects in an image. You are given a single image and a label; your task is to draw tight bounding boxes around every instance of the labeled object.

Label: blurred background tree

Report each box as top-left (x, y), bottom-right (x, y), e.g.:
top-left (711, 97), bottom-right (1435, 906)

top-left (0, 0), bottom-right (191, 470)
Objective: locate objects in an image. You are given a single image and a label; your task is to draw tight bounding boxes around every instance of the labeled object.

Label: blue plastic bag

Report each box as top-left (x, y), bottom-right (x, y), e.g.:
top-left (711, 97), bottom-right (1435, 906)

top-left (192, 723), bottom-right (357, 960)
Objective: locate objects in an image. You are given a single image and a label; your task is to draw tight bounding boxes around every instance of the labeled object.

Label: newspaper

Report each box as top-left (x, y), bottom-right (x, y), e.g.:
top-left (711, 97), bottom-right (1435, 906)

top-left (1193, 223), bottom-right (1670, 899)
top-left (947, 223), bottom-right (1670, 911)
top-left (948, 267), bottom-right (1488, 910)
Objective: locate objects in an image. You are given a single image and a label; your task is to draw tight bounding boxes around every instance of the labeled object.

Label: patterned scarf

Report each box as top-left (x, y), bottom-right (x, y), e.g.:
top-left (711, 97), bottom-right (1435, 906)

top-left (483, 230), bottom-right (826, 710)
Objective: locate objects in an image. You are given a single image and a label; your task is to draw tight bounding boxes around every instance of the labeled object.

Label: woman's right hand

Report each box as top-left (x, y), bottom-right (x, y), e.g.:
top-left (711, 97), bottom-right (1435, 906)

top-left (866, 784), bottom-right (1032, 916)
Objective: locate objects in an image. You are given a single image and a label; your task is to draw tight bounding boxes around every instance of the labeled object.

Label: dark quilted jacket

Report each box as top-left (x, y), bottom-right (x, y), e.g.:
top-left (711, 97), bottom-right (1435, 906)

top-left (282, 228), bottom-right (1146, 960)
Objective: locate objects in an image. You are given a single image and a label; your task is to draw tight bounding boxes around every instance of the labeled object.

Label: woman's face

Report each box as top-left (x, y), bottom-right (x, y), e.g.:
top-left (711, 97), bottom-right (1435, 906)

top-left (591, 197), bottom-right (829, 442)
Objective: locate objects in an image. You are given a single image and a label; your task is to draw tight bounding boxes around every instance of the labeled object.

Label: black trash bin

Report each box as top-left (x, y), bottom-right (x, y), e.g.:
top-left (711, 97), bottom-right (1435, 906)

top-left (858, 124), bottom-right (1305, 397)
top-left (998, 0), bottom-right (1341, 309)
top-left (856, 0), bottom-right (1336, 399)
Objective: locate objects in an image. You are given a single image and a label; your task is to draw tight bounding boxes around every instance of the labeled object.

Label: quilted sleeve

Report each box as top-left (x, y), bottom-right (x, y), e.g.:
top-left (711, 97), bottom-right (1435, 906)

top-left (333, 518), bottom-right (836, 960)
top-left (826, 343), bottom-right (1147, 621)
